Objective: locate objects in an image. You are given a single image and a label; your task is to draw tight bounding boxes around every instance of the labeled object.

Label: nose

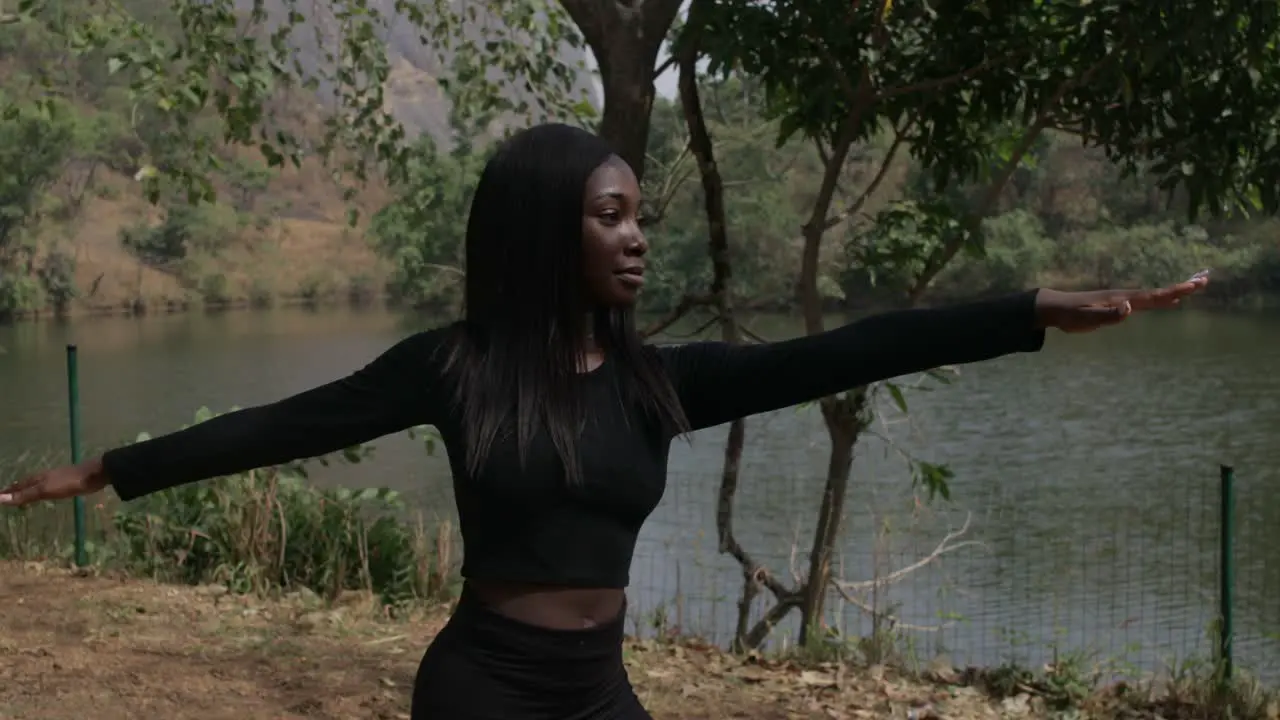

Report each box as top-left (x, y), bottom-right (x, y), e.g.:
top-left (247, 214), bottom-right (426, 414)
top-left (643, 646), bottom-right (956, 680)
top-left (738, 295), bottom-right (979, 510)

top-left (625, 228), bottom-right (648, 256)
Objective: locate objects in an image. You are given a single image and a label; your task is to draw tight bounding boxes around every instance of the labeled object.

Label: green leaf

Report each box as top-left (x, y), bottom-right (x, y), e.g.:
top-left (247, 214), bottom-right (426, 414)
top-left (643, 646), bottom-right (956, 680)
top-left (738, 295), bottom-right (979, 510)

top-left (885, 382), bottom-right (908, 414)
top-left (915, 461), bottom-right (954, 502)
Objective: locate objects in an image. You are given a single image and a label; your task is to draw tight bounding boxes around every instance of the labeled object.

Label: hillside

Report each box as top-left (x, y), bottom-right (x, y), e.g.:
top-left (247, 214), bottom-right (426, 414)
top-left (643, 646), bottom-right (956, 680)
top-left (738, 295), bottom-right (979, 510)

top-left (0, 0), bottom-right (596, 318)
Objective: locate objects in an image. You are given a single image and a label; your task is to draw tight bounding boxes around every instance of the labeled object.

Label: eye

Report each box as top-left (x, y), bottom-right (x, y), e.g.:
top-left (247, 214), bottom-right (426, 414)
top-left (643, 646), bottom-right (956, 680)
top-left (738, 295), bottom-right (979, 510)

top-left (599, 209), bottom-right (621, 224)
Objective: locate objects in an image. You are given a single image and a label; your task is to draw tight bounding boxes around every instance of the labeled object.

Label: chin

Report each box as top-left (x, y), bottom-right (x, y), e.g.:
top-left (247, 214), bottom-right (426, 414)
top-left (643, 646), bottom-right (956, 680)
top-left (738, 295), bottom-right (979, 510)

top-left (594, 287), bottom-right (639, 308)
top-left (604, 292), bottom-right (639, 308)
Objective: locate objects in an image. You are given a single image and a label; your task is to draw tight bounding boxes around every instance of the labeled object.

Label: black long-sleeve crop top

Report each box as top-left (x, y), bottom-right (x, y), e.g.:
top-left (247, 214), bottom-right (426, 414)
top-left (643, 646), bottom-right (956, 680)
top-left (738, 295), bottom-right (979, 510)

top-left (101, 290), bottom-right (1046, 588)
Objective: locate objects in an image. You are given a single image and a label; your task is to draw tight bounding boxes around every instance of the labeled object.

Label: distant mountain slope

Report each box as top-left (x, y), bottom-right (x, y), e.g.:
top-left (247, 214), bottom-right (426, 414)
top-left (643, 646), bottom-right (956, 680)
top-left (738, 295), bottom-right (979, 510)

top-left (2, 0), bottom-right (598, 317)
top-left (251, 0), bottom-right (599, 143)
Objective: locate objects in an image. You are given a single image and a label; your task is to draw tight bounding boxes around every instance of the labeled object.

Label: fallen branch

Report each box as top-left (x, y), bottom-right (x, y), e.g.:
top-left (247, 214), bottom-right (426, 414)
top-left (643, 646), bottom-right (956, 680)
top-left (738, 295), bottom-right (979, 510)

top-left (824, 513), bottom-right (983, 635)
top-left (836, 512), bottom-right (983, 592)
top-left (830, 512), bottom-right (985, 629)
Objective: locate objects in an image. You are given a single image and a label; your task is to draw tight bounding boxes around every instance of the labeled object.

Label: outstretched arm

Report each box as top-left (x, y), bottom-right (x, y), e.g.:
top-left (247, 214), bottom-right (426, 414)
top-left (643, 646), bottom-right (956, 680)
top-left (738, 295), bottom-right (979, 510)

top-left (100, 328), bottom-right (453, 501)
top-left (658, 290), bottom-right (1044, 431)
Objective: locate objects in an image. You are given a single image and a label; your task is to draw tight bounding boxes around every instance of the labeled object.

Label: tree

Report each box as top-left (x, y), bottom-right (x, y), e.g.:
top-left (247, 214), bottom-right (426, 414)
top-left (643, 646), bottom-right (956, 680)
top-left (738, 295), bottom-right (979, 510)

top-left (557, 0), bottom-right (684, 180)
top-left (369, 134), bottom-right (482, 310)
top-left (0, 97), bottom-right (74, 318)
top-left (13, 0), bottom-right (709, 195)
top-left (0, 100), bottom-right (70, 257)
top-left (683, 0), bottom-right (1280, 649)
top-left (13, 0), bottom-right (597, 208)
top-left (20, 0), bottom-right (1280, 657)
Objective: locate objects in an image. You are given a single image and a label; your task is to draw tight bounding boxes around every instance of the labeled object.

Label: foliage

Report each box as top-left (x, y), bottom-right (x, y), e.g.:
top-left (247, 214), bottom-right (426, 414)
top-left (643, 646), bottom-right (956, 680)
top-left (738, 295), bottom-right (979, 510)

top-left (1067, 223), bottom-right (1227, 290)
top-left (946, 211), bottom-right (1056, 295)
top-left (108, 407), bottom-right (455, 605)
top-left (6, 0), bottom-right (1280, 321)
top-left (369, 135), bottom-right (483, 309)
top-left (119, 202), bottom-right (242, 266)
top-left (680, 0), bottom-right (1280, 653)
top-left (13, 0), bottom-right (595, 210)
top-left (699, 0), bottom-right (1280, 296)
top-left (0, 273), bottom-right (42, 319)
top-left (0, 97), bottom-right (80, 318)
top-left (0, 97), bottom-right (71, 260)
top-left (642, 77), bottom-right (822, 309)
top-left (36, 247), bottom-right (77, 313)
top-left (0, 0), bottom-right (606, 317)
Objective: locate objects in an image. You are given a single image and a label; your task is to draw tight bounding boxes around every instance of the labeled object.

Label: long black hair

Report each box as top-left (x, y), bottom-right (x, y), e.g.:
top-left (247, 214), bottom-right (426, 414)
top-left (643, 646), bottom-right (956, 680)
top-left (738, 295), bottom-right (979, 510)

top-left (446, 123), bottom-right (689, 484)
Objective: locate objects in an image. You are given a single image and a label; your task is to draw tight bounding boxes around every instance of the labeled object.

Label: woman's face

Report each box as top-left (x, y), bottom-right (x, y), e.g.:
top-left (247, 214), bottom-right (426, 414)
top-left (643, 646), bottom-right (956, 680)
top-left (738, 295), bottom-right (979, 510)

top-left (581, 156), bottom-right (647, 307)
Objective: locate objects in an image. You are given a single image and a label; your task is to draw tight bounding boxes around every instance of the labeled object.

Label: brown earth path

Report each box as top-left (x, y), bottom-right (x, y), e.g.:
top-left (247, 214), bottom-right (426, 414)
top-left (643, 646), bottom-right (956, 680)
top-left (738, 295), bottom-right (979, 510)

top-left (0, 562), bottom-right (1029, 719)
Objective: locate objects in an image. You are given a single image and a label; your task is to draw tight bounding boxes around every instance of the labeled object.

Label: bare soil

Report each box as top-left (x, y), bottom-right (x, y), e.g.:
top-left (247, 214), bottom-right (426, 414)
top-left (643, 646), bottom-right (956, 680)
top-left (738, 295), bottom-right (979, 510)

top-left (0, 562), bottom-right (1029, 719)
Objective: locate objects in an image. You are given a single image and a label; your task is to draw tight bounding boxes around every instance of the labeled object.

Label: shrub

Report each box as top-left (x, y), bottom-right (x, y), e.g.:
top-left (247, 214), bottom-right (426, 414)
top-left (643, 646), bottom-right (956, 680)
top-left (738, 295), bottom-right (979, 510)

top-left (110, 409), bottom-right (457, 606)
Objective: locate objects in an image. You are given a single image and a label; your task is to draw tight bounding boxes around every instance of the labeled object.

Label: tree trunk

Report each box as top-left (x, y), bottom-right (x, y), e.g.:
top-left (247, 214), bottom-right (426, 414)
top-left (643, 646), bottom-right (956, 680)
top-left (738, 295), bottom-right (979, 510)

top-left (798, 389), bottom-right (868, 646)
top-left (559, 0), bottom-right (685, 182)
top-left (675, 9), bottom-right (809, 652)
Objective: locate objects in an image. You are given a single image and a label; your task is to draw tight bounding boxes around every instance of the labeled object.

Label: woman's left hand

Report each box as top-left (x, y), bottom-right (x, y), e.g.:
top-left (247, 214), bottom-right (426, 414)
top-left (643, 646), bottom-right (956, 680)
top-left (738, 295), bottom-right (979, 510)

top-left (1034, 276), bottom-right (1209, 333)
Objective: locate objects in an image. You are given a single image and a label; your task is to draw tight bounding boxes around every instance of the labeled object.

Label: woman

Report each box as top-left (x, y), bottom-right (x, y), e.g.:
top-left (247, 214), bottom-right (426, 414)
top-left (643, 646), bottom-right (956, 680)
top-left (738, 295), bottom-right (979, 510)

top-left (1, 123), bottom-right (1205, 719)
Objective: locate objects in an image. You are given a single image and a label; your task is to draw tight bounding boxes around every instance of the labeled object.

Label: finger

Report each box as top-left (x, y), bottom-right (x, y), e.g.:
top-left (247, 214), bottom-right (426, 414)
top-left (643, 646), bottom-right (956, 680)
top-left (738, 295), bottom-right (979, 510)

top-left (1126, 281), bottom-right (1203, 309)
top-left (0, 474), bottom-right (39, 498)
top-left (1069, 302), bottom-right (1132, 327)
top-left (0, 475), bottom-right (50, 506)
top-left (1160, 280), bottom-right (1206, 297)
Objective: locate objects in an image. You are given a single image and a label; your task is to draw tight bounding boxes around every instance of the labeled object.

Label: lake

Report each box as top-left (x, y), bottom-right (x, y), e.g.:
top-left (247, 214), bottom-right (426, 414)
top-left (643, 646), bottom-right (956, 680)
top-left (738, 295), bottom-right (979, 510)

top-left (2, 304), bottom-right (1278, 680)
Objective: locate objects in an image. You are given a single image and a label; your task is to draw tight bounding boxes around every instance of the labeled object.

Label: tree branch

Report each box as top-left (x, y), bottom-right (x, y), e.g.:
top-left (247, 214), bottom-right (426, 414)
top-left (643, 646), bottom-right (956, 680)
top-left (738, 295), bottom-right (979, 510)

top-left (822, 118), bottom-right (913, 232)
top-left (876, 52), bottom-right (1028, 101)
top-left (652, 54), bottom-right (676, 80)
top-left (834, 513), bottom-right (983, 593)
top-left (829, 513), bottom-right (983, 633)
top-left (644, 143), bottom-right (696, 225)
top-left (676, 5), bottom-right (803, 651)
top-left (906, 50), bottom-right (1127, 301)
top-left (679, 60), bottom-right (734, 314)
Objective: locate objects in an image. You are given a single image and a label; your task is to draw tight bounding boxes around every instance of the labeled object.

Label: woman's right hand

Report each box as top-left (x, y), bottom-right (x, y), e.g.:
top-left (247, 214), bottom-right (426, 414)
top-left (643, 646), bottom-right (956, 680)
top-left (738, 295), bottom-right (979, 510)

top-left (0, 456), bottom-right (110, 506)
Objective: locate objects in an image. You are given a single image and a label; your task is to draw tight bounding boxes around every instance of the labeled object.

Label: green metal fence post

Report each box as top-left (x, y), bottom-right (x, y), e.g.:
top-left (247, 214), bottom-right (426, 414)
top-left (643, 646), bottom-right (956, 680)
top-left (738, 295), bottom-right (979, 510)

top-left (1218, 464), bottom-right (1235, 683)
top-left (66, 344), bottom-right (87, 568)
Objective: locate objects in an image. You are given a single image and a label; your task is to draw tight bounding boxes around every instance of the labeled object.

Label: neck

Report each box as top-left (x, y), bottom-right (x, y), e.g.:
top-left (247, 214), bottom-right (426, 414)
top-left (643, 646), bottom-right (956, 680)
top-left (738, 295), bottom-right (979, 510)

top-left (577, 311), bottom-right (604, 374)
top-left (582, 311), bottom-right (600, 351)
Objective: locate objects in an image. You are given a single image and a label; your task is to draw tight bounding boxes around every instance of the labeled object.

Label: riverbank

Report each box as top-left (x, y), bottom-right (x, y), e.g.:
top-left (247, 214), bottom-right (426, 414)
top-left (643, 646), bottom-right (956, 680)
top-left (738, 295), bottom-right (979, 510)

top-left (0, 562), bottom-right (991, 720)
top-left (1, 455), bottom-right (1276, 719)
top-left (0, 561), bottom-right (1271, 720)
top-left (3, 279), bottom-right (1277, 331)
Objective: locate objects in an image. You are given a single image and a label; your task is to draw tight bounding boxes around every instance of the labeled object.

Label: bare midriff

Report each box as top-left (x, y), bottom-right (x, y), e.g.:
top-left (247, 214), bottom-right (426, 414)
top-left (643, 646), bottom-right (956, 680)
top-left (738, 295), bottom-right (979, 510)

top-left (466, 580), bottom-right (626, 629)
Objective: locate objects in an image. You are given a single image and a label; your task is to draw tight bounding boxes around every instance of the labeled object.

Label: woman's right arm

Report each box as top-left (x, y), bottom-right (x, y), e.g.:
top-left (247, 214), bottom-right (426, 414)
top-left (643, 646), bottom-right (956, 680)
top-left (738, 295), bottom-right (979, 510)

top-left (101, 328), bottom-right (452, 501)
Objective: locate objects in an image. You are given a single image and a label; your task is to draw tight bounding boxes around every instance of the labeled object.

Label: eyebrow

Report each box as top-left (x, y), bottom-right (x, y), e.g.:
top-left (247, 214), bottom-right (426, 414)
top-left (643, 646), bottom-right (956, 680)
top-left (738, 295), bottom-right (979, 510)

top-left (593, 190), bottom-right (625, 201)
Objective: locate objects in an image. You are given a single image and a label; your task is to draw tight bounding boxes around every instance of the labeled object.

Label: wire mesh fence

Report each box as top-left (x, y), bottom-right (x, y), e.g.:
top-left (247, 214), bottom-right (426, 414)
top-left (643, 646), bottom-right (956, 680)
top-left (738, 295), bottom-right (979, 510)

top-left (627, 464), bottom-right (1280, 685)
top-left (3, 431), bottom-right (1276, 686)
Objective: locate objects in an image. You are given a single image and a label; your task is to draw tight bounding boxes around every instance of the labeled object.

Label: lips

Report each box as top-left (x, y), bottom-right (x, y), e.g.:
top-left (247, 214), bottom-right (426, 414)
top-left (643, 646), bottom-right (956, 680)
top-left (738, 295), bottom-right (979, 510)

top-left (615, 266), bottom-right (645, 288)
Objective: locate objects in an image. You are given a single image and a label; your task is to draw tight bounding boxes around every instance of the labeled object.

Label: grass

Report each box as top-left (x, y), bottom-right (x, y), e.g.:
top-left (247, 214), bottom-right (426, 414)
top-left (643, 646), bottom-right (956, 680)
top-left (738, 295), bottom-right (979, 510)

top-left (2, 436), bottom-right (1278, 719)
top-left (0, 446), bottom-right (458, 611)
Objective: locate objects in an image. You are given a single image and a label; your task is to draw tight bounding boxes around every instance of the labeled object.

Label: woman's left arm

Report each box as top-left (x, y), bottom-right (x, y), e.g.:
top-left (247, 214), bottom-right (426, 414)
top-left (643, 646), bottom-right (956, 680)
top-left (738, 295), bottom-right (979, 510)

top-left (660, 290), bottom-right (1044, 431)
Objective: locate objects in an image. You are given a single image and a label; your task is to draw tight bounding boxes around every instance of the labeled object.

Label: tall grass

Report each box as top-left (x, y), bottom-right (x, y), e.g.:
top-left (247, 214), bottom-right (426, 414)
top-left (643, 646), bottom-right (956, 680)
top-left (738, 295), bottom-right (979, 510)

top-left (113, 468), bottom-right (458, 606)
top-left (0, 409), bottom-right (459, 608)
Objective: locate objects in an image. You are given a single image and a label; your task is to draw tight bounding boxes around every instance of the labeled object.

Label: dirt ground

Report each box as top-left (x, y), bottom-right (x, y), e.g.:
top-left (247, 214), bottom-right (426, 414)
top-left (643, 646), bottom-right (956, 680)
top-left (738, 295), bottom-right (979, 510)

top-left (0, 562), bottom-right (1035, 720)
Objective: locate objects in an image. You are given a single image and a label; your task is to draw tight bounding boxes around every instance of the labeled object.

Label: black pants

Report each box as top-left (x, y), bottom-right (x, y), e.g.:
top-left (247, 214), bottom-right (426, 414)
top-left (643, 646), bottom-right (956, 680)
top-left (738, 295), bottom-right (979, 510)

top-left (411, 588), bottom-right (651, 719)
